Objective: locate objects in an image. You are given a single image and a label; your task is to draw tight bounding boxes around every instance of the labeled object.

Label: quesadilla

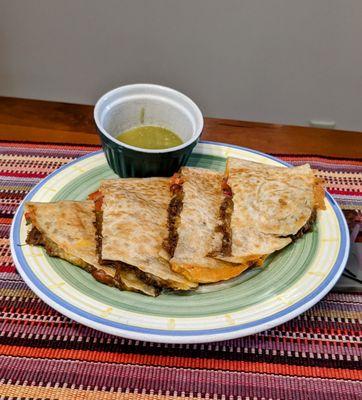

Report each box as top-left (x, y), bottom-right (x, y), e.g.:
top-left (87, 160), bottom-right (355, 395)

top-left (96, 178), bottom-right (197, 291)
top-left (211, 158), bottom-right (325, 264)
top-left (24, 200), bottom-right (158, 296)
top-left (162, 167), bottom-right (251, 283)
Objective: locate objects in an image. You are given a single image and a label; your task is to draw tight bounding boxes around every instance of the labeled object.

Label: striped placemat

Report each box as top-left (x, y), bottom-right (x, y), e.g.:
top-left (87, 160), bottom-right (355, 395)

top-left (0, 141), bottom-right (361, 400)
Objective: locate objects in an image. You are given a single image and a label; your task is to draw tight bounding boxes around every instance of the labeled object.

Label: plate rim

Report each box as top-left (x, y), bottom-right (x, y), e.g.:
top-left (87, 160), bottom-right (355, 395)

top-left (10, 141), bottom-right (350, 343)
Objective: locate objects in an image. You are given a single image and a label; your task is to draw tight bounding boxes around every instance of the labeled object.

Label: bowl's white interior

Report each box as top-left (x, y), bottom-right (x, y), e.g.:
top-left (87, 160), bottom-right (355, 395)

top-left (102, 95), bottom-right (196, 143)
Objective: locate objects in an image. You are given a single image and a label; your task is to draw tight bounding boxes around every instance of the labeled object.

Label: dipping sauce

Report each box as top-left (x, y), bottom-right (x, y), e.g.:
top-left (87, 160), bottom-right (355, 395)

top-left (116, 125), bottom-right (183, 150)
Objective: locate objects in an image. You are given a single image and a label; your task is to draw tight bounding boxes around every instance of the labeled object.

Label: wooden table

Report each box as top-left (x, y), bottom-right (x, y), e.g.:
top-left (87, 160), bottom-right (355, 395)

top-left (0, 97), bottom-right (361, 158)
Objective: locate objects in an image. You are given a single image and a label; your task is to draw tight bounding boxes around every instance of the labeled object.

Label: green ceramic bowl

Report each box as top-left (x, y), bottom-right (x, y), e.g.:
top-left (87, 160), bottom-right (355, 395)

top-left (94, 84), bottom-right (204, 177)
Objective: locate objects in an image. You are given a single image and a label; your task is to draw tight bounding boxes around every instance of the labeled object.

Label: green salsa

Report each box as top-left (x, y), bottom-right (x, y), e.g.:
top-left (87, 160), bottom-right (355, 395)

top-left (116, 125), bottom-right (183, 150)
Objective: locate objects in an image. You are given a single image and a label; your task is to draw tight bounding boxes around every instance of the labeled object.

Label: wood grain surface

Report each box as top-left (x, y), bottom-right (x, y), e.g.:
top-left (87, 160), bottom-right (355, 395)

top-left (0, 97), bottom-right (360, 158)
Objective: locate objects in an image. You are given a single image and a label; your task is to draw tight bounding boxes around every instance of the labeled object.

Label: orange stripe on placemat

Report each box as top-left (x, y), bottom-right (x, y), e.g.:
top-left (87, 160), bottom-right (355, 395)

top-left (0, 217), bottom-right (12, 224)
top-left (0, 383), bottom-right (176, 400)
top-left (1, 345), bottom-right (360, 380)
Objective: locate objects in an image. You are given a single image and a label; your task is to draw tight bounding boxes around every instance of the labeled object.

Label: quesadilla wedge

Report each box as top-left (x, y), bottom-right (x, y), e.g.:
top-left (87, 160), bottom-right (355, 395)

top-left (97, 178), bottom-right (197, 291)
top-left (162, 167), bottom-right (251, 283)
top-left (24, 200), bottom-right (158, 296)
top-left (211, 158), bottom-right (325, 264)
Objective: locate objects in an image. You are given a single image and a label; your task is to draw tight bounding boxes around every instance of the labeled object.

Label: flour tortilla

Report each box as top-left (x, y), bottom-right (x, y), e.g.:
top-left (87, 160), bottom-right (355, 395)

top-left (167, 167), bottom-right (250, 283)
top-left (24, 200), bottom-right (157, 296)
top-left (213, 158), bottom-right (325, 263)
top-left (99, 178), bottom-right (197, 290)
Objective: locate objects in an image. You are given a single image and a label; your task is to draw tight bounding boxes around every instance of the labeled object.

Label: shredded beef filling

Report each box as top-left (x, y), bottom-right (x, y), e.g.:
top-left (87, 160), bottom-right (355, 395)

top-left (26, 226), bottom-right (44, 246)
top-left (210, 179), bottom-right (234, 257)
top-left (110, 260), bottom-right (162, 290)
top-left (218, 195), bottom-right (234, 256)
top-left (207, 181), bottom-right (234, 258)
top-left (163, 184), bottom-right (183, 257)
top-left (114, 263), bottom-right (161, 294)
top-left (26, 226), bottom-right (63, 258)
top-left (94, 210), bottom-right (104, 264)
top-left (288, 210), bottom-right (317, 241)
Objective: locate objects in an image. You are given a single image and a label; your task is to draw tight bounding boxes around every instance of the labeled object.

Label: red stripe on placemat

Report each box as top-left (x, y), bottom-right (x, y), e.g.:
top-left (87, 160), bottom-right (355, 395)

top-left (0, 344), bottom-right (360, 380)
top-left (0, 140), bottom-right (101, 151)
top-left (0, 265), bottom-right (15, 273)
top-left (328, 189), bottom-right (361, 196)
top-left (0, 171), bottom-right (49, 178)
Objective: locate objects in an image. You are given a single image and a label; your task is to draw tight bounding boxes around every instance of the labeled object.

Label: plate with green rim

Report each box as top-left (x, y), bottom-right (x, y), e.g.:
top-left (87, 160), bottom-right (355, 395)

top-left (10, 141), bottom-right (349, 343)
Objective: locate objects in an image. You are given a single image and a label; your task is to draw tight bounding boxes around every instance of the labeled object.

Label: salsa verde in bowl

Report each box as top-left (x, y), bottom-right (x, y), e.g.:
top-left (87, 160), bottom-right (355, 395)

top-left (94, 84), bottom-right (204, 177)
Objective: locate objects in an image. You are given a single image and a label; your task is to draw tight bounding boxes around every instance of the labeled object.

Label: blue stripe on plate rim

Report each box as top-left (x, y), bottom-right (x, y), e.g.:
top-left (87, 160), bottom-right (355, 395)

top-left (10, 141), bottom-right (349, 341)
